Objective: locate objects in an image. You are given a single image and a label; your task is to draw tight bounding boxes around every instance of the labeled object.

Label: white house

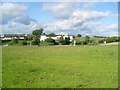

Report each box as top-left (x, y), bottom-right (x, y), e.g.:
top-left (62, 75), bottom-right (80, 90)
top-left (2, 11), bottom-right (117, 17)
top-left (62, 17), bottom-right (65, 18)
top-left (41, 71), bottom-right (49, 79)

top-left (19, 37), bottom-right (24, 40)
top-left (63, 35), bottom-right (73, 42)
top-left (40, 35), bottom-right (49, 41)
top-left (2, 37), bottom-right (12, 40)
top-left (56, 36), bottom-right (62, 39)
top-left (70, 36), bottom-right (73, 42)
top-left (40, 35), bottom-right (73, 42)
top-left (63, 34), bottom-right (69, 40)
top-left (51, 37), bottom-right (58, 40)
top-left (0, 34), bottom-right (26, 41)
top-left (0, 34), bottom-right (4, 38)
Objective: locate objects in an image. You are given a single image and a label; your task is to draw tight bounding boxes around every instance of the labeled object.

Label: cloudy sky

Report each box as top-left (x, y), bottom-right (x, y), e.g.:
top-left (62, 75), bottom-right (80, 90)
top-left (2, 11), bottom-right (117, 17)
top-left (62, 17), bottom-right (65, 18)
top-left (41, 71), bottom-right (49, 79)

top-left (0, 2), bottom-right (118, 36)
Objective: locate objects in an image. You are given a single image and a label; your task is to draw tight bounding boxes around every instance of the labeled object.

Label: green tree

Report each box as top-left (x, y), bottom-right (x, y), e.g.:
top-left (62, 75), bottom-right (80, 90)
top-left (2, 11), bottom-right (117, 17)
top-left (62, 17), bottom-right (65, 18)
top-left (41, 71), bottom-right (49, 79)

top-left (64, 37), bottom-right (70, 45)
top-left (105, 37), bottom-right (117, 43)
top-left (31, 36), bottom-right (40, 45)
top-left (32, 29), bottom-right (43, 37)
top-left (42, 33), bottom-right (46, 35)
top-left (77, 34), bottom-right (82, 37)
top-left (58, 36), bottom-right (65, 45)
top-left (85, 36), bottom-right (90, 44)
top-left (58, 36), bottom-right (70, 45)
top-left (32, 29), bottom-right (44, 45)
top-left (46, 33), bottom-right (56, 37)
top-left (99, 39), bottom-right (105, 44)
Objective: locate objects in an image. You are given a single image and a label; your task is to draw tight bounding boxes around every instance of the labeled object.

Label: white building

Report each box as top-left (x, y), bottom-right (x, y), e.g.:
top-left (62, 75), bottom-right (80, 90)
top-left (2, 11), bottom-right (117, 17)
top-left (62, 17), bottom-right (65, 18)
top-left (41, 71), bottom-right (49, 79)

top-left (40, 35), bottom-right (49, 41)
top-left (70, 36), bottom-right (73, 42)
top-left (0, 34), bottom-right (4, 38)
top-left (56, 36), bottom-right (62, 39)
top-left (51, 37), bottom-right (58, 40)
top-left (63, 35), bottom-right (73, 42)
top-left (40, 35), bottom-right (73, 42)
top-left (63, 35), bottom-right (69, 40)
top-left (2, 37), bottom-right (12, 40)
top-left (0, 34), bottom-right (26, 41)
top-left (19, 37), bottom-right (24, 40)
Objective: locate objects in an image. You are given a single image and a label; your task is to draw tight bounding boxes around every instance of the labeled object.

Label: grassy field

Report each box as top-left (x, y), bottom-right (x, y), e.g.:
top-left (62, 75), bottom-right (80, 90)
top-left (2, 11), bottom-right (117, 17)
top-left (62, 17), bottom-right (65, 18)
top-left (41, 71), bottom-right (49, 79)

top-left (2, 45), bottom-right (118, 88)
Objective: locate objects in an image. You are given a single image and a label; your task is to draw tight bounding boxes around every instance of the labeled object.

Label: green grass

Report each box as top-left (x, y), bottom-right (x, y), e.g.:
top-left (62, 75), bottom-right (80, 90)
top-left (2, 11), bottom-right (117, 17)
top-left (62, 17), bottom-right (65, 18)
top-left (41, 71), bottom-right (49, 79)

top-left (40, 41), bottom-right (50, 46)
top-left (2, 45), bottom-right (118, 88)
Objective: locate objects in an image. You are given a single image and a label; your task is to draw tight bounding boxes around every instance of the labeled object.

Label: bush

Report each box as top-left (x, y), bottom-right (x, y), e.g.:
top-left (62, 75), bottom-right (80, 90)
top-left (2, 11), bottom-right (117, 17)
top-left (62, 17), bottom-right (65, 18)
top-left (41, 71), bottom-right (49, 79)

top-left (31, 40), bottom-right (39, 45)
top-left (65, 37), bottom-right (70, 45)
top-left (82, 41), bottom-right (87, 45)
top-left (22, 40), bottom-right (27, 45)
top-left (58, 37), bottom-right (70, 45)
top-left (58, 37), bottom-right (65, 45)
top-left (45, 38), bottom-right (55, 45)
top-left (105, 37), bottom-right (117, 43)
top-left (10, 38), bottom-right (18, 44)
top-left (85, 36), bottom-right (90, 43)
top-left (1, 40), bottom-right (11, 43)
top-left (31, 37), bottom-right (40, 45)
top-left (99, 39), bottom-right (104, 43)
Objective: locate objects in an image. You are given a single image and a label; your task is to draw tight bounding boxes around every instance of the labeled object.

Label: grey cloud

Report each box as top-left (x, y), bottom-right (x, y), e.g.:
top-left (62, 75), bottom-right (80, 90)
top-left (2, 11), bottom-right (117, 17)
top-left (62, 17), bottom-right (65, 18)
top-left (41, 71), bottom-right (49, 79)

top-left (14, 15), bottom-right (37, 25)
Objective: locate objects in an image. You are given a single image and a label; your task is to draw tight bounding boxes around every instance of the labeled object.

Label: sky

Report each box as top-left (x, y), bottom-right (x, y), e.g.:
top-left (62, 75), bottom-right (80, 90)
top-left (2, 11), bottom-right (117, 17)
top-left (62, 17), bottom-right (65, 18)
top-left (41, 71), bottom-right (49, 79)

top-left (0, 1), bottom-right (118, 36)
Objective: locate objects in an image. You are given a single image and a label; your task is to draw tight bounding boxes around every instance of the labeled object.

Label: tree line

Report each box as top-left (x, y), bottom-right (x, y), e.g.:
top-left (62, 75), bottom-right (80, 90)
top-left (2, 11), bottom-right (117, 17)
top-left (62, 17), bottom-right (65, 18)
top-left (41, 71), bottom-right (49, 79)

top-left (1, 28), bottom-right (120, 46)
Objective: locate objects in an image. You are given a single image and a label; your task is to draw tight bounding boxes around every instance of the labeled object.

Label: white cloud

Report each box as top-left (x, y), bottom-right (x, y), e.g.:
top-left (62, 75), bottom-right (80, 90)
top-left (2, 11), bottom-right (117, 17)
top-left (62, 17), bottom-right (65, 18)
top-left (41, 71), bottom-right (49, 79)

top-left (42, 2), bottom-right (79, 19)
top-left (1, 3), bottom-right (39, 34)
top-left (72, 10), bottom-right (111, 21)
top-left (42, 6), bottom-right (113, 36)
top-left (0, 3), bottom-right (36, 25)
top-left (43, 20), bottom-right (118, 36)
top-left (1, 2), bottom-right (118, 36)
top-left (80, 23), bottom-right (118, 36)
top-left (1, 21), bottom-right (43, 34)
top-left (40, 2), bottom-right (117, 36)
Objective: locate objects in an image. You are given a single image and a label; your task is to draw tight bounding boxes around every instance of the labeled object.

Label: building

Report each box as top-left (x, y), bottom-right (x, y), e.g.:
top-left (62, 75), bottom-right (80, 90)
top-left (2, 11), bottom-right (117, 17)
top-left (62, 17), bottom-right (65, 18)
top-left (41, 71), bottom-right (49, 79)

top-left (40, 35), bottom-right (49, 41)
top-left (0, 34), bottom-right (26, 41)
top-left (0, 34), bottom-right (74, 42)
top-left (40, 35), bottom-right (73, 42)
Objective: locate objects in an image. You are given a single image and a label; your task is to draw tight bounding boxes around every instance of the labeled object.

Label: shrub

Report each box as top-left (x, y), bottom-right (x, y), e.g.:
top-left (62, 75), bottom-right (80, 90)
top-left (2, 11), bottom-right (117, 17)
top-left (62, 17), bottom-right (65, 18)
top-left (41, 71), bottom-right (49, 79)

top-left (58, 37), bottom-right (70, 45)
top-left (31, 37), bottom-right (40, 45)
top-left (99, 39), bottom-right (105, 43)
top-left (10, 38), bottom-right (18, 44)
top-left (45, 38), bottom-right (55, 45)
top-left (105, 37), bottom-right (117, 43)
top-left (58, 37), bottom-right (65, 45)
top-left (82, 41), bottom-right (87, 45)
top-left (22, 40), bottom-right (27, 45)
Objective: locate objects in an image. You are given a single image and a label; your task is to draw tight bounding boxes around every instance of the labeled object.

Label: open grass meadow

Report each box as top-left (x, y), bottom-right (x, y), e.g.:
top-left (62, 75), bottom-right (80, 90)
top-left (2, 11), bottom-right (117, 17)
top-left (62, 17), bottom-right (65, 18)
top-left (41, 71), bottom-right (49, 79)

top-left (2, 45), bottom-right (118, 88)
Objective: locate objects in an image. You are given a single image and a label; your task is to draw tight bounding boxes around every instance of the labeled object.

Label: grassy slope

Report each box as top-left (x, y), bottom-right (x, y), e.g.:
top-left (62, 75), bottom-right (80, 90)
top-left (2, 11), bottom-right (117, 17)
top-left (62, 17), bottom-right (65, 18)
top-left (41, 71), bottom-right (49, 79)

top-left (2, 46), bottom-right (118, 88)
top-left (74, 37), bottom-right (105, 42)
